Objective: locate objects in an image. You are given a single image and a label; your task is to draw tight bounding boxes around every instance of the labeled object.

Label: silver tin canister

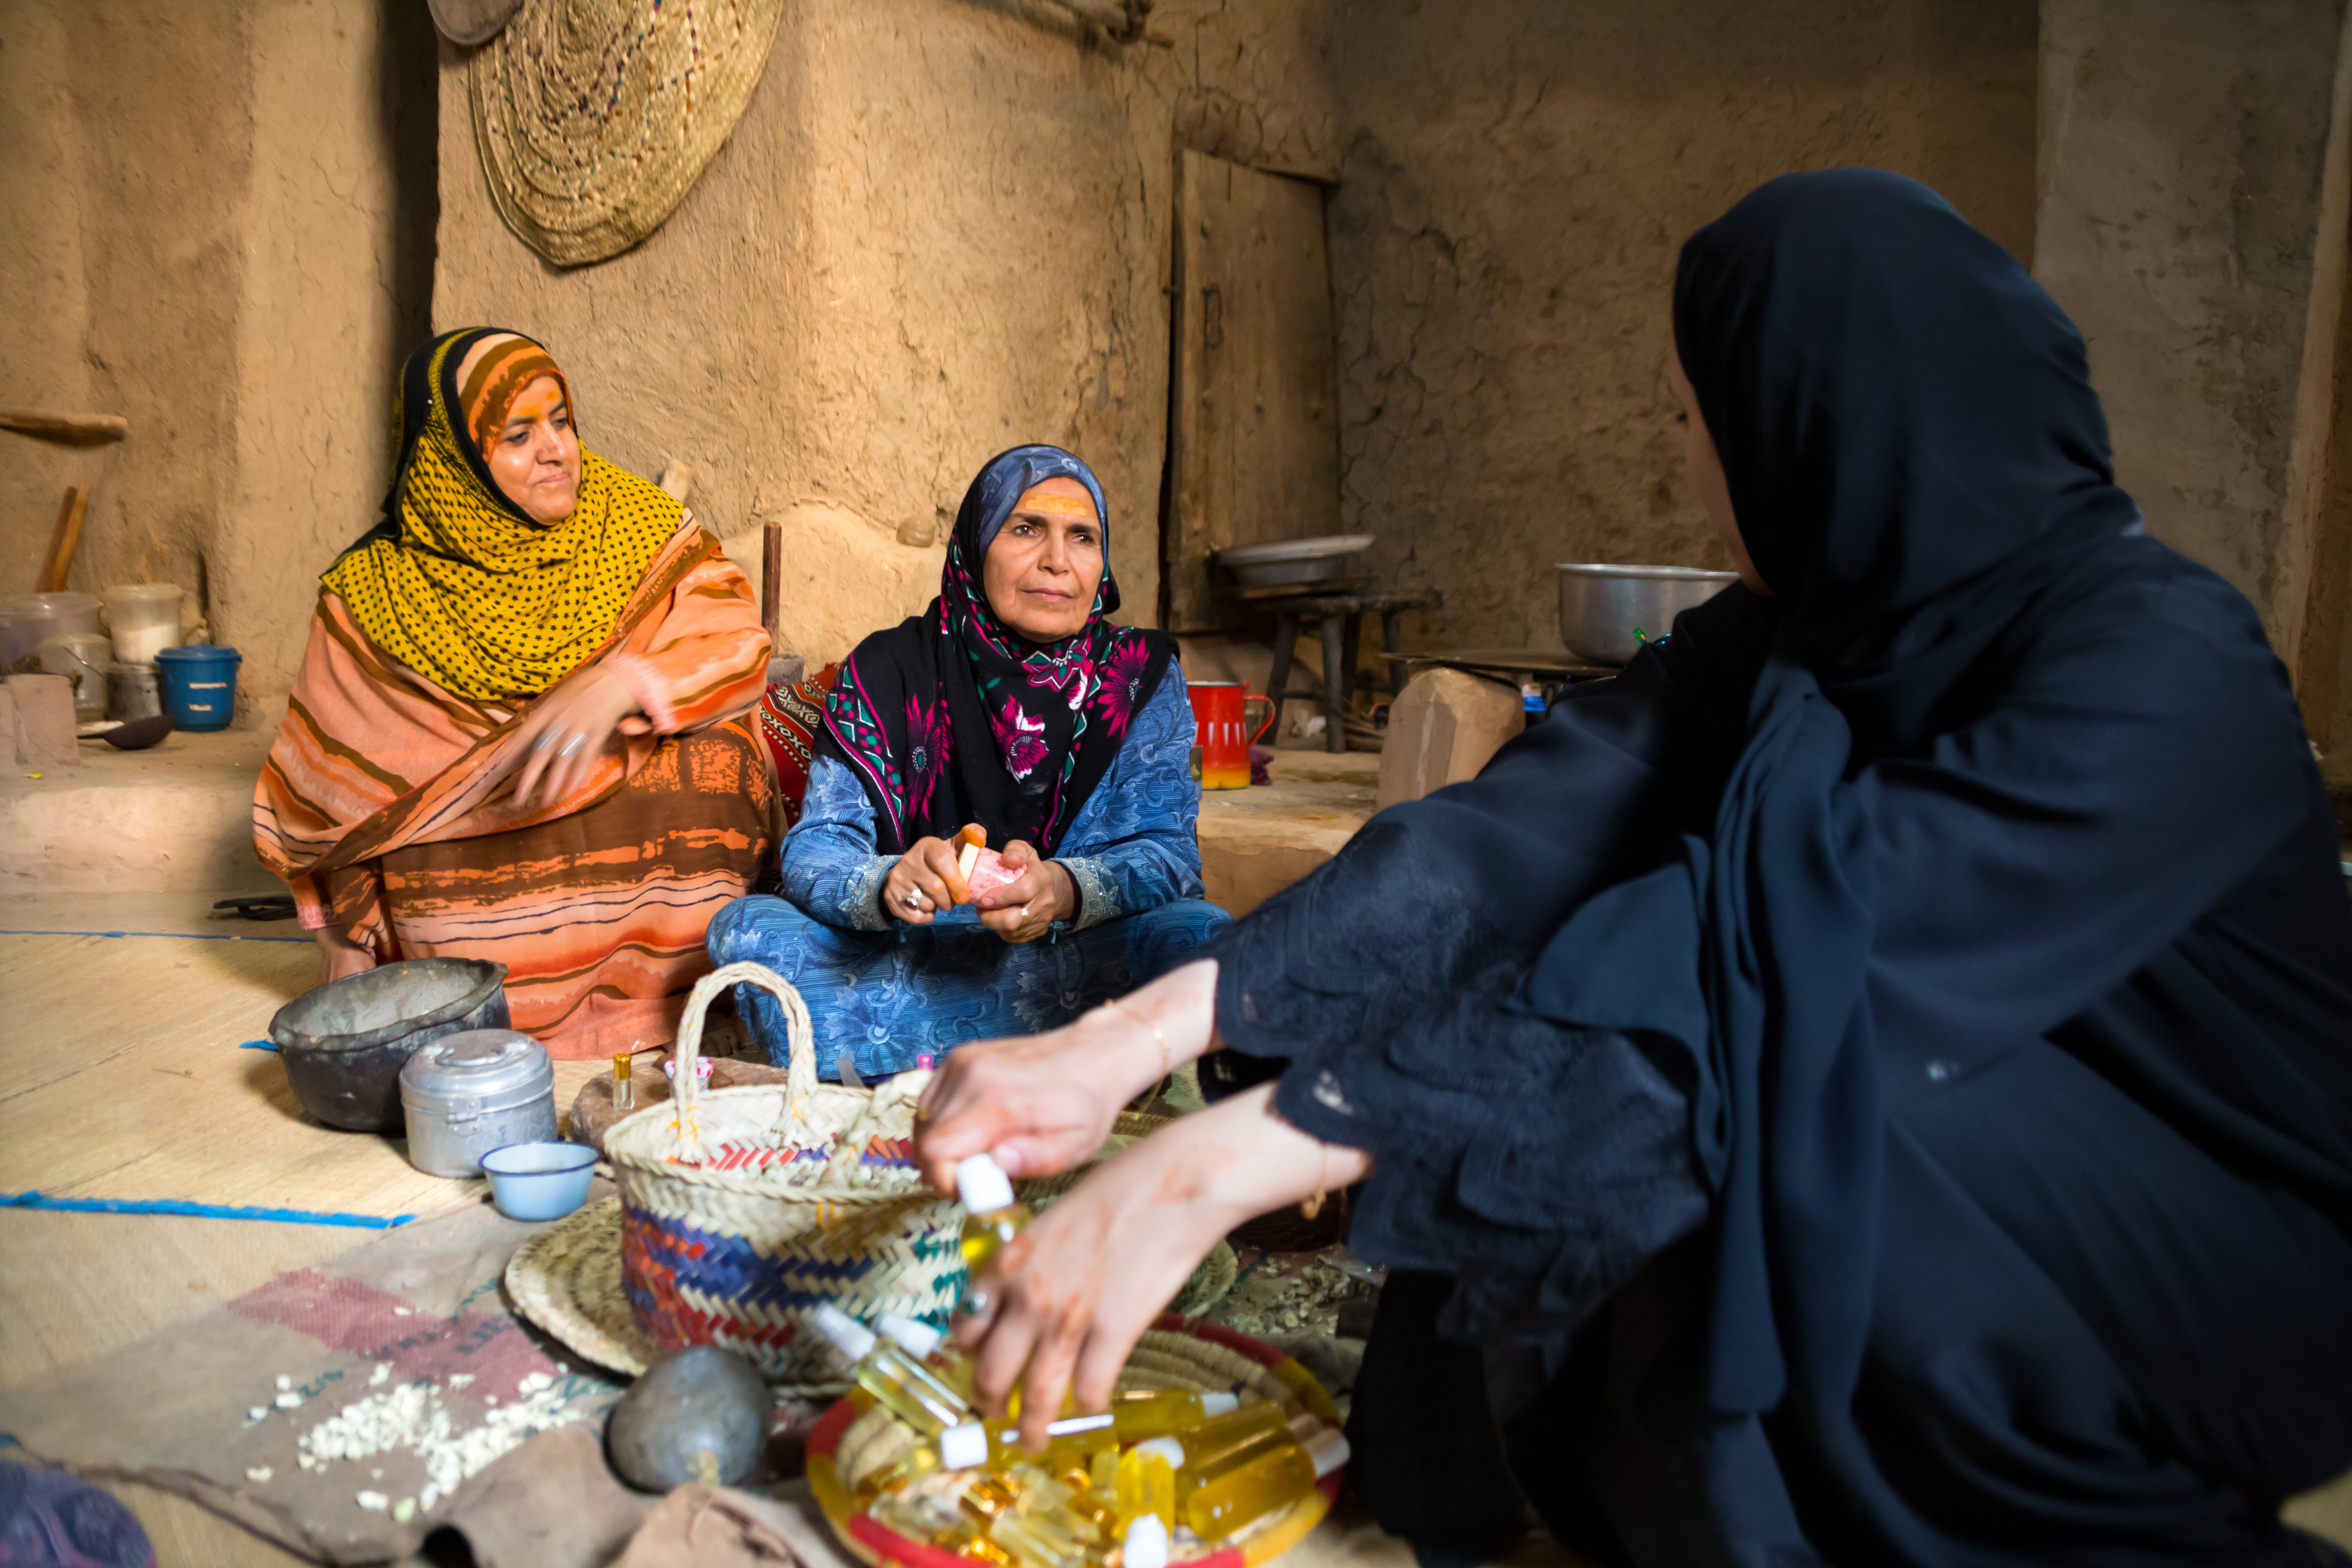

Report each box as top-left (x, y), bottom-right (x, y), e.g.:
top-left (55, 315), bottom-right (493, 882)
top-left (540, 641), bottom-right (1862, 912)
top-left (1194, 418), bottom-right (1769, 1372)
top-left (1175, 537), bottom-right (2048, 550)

top-left (398, 1028), bottom-right (557, 1178)
top-left (107, 662), bottom-right (163, 722)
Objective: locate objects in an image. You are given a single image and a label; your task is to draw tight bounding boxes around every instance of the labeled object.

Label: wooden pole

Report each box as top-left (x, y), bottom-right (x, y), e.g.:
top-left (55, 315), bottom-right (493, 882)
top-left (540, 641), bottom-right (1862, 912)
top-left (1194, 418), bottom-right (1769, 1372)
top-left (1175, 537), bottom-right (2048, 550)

top-left (38, 486), bottom-right (89, 593)
top-left (760, 520), bottom-right (783, 647)
top-left (1, 410), bottom-right (128, 445)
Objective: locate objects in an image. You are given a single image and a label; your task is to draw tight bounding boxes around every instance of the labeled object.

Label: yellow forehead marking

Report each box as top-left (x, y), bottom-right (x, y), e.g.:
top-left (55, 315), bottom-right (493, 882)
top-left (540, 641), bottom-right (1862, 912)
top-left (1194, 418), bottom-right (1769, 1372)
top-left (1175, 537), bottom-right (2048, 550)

top-left (1014, 486), bottom-right (1096, 519)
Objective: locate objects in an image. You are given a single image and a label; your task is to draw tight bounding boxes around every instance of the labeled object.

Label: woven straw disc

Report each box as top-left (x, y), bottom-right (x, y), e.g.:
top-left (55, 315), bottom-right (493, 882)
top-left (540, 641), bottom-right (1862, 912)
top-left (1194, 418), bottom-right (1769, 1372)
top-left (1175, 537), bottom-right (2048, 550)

top-left (470, 0), bottom-right (784, 266)
top-left (506, 1195), bottom-right (657, 1376)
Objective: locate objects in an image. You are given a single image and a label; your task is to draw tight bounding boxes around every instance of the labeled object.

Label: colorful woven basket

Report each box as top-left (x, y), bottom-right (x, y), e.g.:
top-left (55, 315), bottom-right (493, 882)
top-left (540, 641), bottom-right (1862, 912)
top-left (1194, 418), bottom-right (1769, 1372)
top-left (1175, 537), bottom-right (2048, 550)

top-left (808, 1316), bottom-right (1344, 1568)
top-left (602, 962), bottom-right (962, 1395)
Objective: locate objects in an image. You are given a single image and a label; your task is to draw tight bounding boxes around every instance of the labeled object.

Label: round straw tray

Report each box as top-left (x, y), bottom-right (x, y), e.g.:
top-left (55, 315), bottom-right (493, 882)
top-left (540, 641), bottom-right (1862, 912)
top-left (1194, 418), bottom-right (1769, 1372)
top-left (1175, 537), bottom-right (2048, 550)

top-left (808, 1316), bottom-right (1343, 1568)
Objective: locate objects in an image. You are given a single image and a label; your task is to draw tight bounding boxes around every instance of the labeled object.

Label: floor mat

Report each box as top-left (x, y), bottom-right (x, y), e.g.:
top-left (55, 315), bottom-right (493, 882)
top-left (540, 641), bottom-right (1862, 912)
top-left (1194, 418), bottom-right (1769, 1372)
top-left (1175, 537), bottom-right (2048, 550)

top-left (0, 1182), bottom-right (653, 1566)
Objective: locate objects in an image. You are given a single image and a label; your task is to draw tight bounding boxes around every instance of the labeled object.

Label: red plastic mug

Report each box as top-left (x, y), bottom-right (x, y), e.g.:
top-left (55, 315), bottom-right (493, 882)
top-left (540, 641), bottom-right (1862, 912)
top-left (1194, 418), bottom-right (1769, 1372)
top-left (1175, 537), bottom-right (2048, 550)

top-left (1189, 681), bottom-right (1276, 789)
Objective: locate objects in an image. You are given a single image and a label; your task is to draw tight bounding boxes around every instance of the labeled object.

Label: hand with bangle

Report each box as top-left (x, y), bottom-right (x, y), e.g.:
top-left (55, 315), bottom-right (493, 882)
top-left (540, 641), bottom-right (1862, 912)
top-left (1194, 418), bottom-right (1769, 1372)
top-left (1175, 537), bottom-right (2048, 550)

top-left (913, 959), bottom-right (1374, 1450)
top-left (913, 959), bottom-right (1214, 1186)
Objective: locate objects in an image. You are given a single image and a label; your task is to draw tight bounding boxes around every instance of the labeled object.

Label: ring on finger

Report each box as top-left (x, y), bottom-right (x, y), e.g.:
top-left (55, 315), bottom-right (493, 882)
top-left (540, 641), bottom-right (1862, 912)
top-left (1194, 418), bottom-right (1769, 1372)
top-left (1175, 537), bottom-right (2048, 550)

top-left (559, 733), bottom-right (587, 759)
top-left (959, 1287), bottom-right (991, 1319)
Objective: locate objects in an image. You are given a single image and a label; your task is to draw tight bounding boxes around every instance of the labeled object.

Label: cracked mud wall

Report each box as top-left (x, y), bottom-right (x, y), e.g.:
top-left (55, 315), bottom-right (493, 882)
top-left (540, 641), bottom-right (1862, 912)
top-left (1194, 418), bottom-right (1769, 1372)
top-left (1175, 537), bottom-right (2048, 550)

top-left (1322, 0), bottom-right (2038, 650)
top-left (0, 0), bottom-right (437, 719)
top-left (431, 0), bottom-right (1337, 664)
top-left (2036, 0), bottom-right (2350, 664)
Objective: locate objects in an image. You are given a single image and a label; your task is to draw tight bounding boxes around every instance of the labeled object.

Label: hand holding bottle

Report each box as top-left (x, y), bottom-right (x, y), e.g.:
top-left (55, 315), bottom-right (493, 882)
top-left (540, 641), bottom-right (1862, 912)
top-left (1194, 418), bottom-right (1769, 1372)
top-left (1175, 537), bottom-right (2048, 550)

top-left (950, 1082), bottom-right (1371, 1454)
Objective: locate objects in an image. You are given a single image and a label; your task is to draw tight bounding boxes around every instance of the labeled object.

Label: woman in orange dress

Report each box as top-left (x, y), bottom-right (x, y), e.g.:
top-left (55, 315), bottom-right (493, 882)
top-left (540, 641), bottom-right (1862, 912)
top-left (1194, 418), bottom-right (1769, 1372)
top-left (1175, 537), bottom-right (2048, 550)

top-left (254, 328), bottom-right (774, 1058)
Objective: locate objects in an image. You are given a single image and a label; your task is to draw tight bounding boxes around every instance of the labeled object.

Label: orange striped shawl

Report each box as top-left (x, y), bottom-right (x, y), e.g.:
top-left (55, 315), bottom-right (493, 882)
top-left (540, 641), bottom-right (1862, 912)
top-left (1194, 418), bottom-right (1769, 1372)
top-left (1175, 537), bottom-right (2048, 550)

top-left (256, 520), bottom-right (771, 939)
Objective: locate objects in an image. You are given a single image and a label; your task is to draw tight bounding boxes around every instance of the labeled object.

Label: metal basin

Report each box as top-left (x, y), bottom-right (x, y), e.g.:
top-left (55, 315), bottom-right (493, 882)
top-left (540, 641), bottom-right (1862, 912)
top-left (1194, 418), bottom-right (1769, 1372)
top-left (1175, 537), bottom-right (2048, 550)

top-left (269, 958), bottom-right (510, 1133)
top-left (1215, 534), bottom-right (1376, 597)
top-left (1555, 564), bottom-right (1742, 666)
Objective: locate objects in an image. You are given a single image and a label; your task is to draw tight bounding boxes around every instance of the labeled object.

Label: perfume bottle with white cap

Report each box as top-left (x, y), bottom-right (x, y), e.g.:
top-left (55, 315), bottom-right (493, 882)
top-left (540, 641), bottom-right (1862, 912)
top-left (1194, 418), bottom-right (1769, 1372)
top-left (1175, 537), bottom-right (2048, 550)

top-left (957, 1153), bottom-right (1033, 1274)
top-left (1179, 1420), bottom-right (1350, 1541)
top-left (810, 1302), bottom-right (973, 1434)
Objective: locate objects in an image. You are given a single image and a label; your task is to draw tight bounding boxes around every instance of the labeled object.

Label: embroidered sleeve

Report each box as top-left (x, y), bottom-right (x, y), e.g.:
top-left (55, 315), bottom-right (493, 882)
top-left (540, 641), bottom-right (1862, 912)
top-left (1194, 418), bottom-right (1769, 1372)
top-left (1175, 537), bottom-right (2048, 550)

top-left (782, 754), bottom-right (900, 931)
top-left (1053, 676), bottom-right (1206, 929)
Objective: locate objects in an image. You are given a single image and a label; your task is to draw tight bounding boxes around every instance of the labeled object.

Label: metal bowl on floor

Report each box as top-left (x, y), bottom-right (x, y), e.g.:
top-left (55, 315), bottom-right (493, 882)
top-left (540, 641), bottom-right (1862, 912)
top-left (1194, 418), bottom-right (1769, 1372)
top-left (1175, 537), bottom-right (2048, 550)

top-left (268, 958), bottom-right (510, 1133)
top-left (1555, 563), bottom-right (1742, 666)
top-left (1215, 533), bottom-right (1376, 597)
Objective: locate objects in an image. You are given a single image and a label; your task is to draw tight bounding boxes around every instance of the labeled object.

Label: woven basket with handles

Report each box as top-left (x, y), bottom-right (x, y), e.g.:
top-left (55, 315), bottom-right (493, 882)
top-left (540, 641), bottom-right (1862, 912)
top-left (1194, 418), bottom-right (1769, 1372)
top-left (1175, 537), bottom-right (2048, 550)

top-left (604, 961), bottom-right (1163, 1394)
top-left (604, 961), bottom-right (971, 1394)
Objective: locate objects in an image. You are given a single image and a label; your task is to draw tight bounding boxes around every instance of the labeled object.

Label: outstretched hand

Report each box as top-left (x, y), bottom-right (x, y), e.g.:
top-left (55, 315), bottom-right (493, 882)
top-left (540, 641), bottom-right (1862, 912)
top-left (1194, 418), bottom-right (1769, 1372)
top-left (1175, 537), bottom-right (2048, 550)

top-left (913, 960), bottom-right (1221, 1189)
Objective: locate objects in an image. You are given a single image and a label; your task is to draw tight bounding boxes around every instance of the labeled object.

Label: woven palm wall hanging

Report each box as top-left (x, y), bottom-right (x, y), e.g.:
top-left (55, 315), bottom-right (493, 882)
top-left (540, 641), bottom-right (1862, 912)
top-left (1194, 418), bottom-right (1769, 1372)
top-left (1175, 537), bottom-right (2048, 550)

top-left (470, 0), bottom-right (784, 267)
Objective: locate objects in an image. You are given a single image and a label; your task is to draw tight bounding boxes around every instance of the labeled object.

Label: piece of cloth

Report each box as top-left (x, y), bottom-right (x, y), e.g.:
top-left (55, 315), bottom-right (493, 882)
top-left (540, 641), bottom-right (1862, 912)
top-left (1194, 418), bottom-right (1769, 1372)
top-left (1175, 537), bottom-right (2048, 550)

top-left (0, 1187), bottom-right (646, 1567)
top-left (718, 673), bottom-right (1225, 1074)
top-left (320, 328), bottom-right (682, 704)
top-left (0, 1461), bottom-right (154, 1568)
top-left (820, 445), bottom-right (1175, 857)
top-left (348, 718), bottom-right (774, 1056)
top-left (1199, 169), bottom-right (2352, 1566)
top-left (709, 894), bottom-right (1228, 1079)
top-left (756, 662), bottom-right (841, 831)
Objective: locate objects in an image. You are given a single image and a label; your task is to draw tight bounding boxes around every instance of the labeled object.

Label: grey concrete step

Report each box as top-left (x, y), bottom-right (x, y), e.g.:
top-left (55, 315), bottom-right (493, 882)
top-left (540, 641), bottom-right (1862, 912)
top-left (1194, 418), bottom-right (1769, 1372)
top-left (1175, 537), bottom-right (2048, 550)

top-left (1, 727), bottom-right (279, 896)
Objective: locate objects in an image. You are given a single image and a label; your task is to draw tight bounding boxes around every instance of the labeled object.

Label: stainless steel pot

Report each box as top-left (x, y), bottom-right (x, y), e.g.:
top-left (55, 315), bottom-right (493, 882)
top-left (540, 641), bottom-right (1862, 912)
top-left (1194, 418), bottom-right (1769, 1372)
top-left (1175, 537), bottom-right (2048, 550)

top-left (399, 1027), bottom-right (556, 1178)
top-left (1555, 564), bottom-right (1741, 666)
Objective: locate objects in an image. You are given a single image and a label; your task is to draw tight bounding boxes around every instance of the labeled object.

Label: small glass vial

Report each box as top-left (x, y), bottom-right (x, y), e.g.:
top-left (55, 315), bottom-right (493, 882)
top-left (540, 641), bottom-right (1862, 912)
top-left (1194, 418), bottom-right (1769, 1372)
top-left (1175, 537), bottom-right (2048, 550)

top-left (811, 1303), bottom-right (973, 1434)
top-left (1181, 1423), bottom-right (1350, 1541)
top-left (1127, 1402), bottom-right (1294, 1479)
top-left (958, 1154), bottom-right (1033, 1275)
top-left (1105, 1387), bottom-right (1240, 1441)
top-left (937, 1411), bottom-right (1119, 1474)
top-left (611, 1051), bottom-right (633, 1111)
top-left (956, 1470), bottom-right (1102, 1568)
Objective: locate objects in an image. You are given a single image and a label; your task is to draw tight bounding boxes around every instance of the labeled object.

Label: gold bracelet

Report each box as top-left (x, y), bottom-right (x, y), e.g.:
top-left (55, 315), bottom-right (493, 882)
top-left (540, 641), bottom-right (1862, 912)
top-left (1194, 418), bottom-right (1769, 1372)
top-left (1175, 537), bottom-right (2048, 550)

top-left (1301, 1142), bottom-right (1331, 1221)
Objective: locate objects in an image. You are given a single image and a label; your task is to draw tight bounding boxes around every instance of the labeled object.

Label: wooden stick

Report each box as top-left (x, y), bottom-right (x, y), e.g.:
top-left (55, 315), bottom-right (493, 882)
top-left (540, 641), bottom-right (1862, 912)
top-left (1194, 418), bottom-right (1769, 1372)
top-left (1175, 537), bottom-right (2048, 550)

top-left (1, 410), bottom-right (128, 445)
top-left (38, 486), bottom-right (88, 593)
top-left (760, 520), bottom-right (782, 645)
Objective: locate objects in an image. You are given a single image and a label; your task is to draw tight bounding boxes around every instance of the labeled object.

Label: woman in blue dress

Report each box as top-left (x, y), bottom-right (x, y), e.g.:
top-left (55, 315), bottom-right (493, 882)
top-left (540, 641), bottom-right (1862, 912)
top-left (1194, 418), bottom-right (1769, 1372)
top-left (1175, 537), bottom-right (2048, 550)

top-left (708, 445), bottom-right (1229, 1076)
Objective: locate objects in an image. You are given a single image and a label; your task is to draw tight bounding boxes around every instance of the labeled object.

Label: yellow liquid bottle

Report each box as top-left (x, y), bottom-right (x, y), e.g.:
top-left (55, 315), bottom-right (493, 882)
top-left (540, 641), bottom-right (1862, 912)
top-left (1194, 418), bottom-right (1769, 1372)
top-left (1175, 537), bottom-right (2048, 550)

top-left (873, 1492), bottom-right (1016, 1567)
top-left (876, 1315), bottom-right (1088, 1424)
top-left (1182, 1424), bottom-right (1350, 1541)
top-left (1126, 1402), bottom-right (1295, 1479)
top-left (938, 1411), bottom-right (1120, 1474)
top-left (1105, 1387), bottom-right (1242, 1440)
top-left (1114, 1446), bottom-right (1177, 1529)
top-left (957, 1154), bottom-right (1034, 1274)
top-left (955, 1470), bottom-right (1103, 1568)
top-left (812, 1303), bottom-right (973, 1434)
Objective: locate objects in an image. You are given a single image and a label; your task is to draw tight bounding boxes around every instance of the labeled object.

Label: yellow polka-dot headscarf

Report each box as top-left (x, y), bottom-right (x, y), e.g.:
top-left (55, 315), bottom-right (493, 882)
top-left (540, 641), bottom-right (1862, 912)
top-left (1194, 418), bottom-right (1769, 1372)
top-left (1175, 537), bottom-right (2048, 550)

top-left (321, 327), bottom-right (683, 703)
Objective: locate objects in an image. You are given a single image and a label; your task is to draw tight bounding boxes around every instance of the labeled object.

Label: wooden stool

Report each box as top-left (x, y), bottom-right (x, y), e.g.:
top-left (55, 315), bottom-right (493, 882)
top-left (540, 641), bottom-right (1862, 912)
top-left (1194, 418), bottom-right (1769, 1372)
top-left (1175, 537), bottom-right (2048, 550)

top-left (1264, 592), bottom-right (1439, 753)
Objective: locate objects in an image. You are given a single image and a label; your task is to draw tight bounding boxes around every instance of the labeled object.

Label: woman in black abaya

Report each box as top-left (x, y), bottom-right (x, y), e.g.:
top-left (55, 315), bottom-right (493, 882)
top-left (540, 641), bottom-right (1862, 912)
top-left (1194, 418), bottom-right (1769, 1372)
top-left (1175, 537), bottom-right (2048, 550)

top-left (912, 171), bottom-right (2352, 1565)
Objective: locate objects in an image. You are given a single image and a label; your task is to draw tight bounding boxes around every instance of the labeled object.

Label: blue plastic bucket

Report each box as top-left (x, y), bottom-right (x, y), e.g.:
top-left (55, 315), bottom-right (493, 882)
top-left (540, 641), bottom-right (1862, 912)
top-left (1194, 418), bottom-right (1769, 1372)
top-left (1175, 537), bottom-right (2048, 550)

top-left (154, 644), bottom-right (241, 731)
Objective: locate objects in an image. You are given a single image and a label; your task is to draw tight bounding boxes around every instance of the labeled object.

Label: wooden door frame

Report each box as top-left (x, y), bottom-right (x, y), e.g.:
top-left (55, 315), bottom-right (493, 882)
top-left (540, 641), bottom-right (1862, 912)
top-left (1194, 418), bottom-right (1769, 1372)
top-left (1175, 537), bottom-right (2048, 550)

top-left (1156, 145), bottom-right (1340, 633)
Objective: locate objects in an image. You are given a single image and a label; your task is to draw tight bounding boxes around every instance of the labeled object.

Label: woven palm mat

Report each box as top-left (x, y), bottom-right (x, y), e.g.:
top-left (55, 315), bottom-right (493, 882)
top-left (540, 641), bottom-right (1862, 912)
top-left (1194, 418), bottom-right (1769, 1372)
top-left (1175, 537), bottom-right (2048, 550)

top-left (0, 1184), bottom-right (653, 1566)
top-left (470, 0), bottom-right (784, 266)
top-left (510, 1194), bottom-right (1241, 1379)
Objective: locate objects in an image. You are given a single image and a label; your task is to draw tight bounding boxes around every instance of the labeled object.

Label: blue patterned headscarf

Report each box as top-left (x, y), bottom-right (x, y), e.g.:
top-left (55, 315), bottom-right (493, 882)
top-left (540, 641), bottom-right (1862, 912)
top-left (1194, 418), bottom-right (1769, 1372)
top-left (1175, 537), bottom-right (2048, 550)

top-left (820, 446), bottom-right (1176, 856)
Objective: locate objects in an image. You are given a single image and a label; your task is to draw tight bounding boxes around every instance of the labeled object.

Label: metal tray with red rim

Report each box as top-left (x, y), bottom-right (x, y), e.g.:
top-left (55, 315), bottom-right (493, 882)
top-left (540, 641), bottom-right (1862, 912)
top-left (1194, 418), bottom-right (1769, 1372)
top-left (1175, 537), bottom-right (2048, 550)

top-left (807, 1314), bottom-right (1345, 1568)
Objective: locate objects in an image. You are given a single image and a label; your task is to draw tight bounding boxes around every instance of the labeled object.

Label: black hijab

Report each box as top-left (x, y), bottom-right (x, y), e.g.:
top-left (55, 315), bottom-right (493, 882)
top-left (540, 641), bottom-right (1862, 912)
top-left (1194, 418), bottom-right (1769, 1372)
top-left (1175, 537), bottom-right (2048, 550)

top-left (1203, 170), bottom-right (2352, 1564)
top-left (820, 445), bottom-right (1175, 857)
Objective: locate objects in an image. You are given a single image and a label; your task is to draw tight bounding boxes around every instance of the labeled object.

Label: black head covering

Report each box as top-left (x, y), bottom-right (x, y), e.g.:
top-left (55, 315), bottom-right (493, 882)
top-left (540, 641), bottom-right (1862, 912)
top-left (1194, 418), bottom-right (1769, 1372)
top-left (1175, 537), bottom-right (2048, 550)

top-left (821, 445), bottom-right (1175, 856)
top-left (1673, 169), bottom-right (2142, 737)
